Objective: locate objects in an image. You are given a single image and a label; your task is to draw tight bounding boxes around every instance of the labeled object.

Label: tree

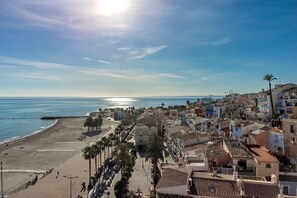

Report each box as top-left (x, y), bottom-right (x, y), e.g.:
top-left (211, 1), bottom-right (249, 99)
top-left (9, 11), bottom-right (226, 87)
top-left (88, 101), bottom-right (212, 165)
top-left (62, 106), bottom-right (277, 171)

top-left (113, 143), bottom-right (131, 176)
top-left (91, 144), bottom-right (99, 172)
top-left (108, 133), bottom-right (118, 154)
top-left (145, 133), bottom-right (165, 189)
top-left (84, 116), bottom-right (93, 132)
top-left (96, 140), bottom-right (103, 168)
top-left (263, 74), bottom-right (277, 116)
top-left (82, 146), bottom-right (92, 183)
top-left (95, 114), bottom-right (103, 131)
top-left (114, 180), bottom-right (128, 198)
top-left (101, 136), bottom-right (109, 161)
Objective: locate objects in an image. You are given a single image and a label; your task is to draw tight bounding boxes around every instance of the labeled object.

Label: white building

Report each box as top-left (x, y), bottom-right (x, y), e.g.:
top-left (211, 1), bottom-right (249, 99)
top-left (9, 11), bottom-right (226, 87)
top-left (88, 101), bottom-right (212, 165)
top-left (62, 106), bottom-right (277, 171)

top-left (134, 124), bottom-right (157, 151)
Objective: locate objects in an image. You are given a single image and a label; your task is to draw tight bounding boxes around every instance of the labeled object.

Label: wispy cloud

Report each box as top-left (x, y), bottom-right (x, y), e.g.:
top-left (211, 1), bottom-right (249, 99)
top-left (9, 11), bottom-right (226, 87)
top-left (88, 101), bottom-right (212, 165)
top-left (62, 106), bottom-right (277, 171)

top-left (117, 45), bottom-right (168, 61)
top-left (158, 73), bottom-right (185, 79)
top-left (197, 36), bottom-right (232, 46)
top-left (14, 72), bottom-right (68, 81)
top-left (95, 60), bottom-right (111, 64)
top-left (107, 40), bottom-right (119, 44)
top-left (0, 56), bottom-right (74, 70)
top-left (117, 47), bottom-right (131, 52)
top-left (211, 36), bottom-right (232, 46)
top-left (83, 57), bottom-right (111, 65)
top-left (1, 56), bottom-right (183, 82)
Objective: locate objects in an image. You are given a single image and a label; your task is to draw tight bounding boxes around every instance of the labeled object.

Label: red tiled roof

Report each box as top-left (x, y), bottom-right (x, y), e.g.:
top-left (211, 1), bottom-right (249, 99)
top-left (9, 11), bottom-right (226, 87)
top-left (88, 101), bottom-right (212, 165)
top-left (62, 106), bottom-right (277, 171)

top-left (247, 145), bottom-right (279, 163)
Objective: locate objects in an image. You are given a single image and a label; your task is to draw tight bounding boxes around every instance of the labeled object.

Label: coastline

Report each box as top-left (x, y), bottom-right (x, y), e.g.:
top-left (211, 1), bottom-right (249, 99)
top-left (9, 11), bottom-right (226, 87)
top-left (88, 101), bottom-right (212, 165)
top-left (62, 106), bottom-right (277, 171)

top-left (0, 117), bottom-right (118, 195)
top-left (0, 119), bottom-right (60, 152)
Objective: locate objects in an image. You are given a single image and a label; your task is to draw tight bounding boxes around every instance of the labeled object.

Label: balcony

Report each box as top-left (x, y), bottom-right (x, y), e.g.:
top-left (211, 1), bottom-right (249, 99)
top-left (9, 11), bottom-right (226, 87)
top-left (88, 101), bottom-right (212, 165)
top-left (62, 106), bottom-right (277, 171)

top-left (237, 167), bottom-right (256, 176)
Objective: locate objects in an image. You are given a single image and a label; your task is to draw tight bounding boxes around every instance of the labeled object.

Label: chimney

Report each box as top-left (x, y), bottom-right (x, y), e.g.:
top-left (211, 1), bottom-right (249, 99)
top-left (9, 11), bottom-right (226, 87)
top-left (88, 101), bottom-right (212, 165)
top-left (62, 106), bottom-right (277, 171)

top-left (237, 179), bottom-right (245, 196)
top-left (213, 167), bottom-right (217, 177)
top-left (271, 174), bottom-right (278, 184)
top-left (233, 165), bottom-right (238, 180)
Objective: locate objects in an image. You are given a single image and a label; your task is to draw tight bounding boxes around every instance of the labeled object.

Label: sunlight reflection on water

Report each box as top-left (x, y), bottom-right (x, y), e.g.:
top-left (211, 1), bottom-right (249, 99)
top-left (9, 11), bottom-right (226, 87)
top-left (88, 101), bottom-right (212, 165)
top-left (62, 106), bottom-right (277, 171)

top-left (104, 98), bottom-right (138, 108)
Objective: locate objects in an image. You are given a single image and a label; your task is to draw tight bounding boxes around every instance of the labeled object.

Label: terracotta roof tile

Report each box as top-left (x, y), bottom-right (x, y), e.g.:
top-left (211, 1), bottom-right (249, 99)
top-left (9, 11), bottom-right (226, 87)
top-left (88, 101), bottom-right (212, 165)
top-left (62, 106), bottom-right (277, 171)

top-left (191, 178), bottom-right (241, 198)
top-left (242, 181), bottom-right (279, 198)
top-left (247, 145), bottom-right (279, 163)
top-left (156, 168), bottom-right (188, 189)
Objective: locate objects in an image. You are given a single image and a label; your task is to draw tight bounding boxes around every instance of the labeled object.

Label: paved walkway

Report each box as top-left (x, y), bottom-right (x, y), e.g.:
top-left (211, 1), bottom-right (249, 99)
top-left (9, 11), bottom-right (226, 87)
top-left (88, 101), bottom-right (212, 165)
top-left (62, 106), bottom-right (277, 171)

top-left (128, 152), bottom-right (152, 197)
top-left (12, 123), bottom-right (118, 198)
top-left (12, 153), bottom-right (90, 198)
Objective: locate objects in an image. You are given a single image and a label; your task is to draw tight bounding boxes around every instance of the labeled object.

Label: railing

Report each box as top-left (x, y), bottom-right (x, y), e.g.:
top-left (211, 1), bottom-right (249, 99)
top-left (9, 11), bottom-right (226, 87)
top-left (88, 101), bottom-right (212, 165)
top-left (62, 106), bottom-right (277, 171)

top-left (237, 167), bottom-right (256, 176)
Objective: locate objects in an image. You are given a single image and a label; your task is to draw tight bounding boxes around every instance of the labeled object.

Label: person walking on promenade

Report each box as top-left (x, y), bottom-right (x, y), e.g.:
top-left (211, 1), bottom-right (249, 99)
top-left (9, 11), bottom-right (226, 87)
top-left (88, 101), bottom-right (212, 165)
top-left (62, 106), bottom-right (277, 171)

top-left (80, 182), bottom-right (86, 192)
top-left (55, 171), bottom-right (59, 179)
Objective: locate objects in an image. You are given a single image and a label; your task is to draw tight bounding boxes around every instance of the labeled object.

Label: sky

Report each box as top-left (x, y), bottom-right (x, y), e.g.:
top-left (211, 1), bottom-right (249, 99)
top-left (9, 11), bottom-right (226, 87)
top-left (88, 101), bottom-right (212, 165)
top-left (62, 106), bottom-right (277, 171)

top-left (0, 0), bottom-right (296, 97)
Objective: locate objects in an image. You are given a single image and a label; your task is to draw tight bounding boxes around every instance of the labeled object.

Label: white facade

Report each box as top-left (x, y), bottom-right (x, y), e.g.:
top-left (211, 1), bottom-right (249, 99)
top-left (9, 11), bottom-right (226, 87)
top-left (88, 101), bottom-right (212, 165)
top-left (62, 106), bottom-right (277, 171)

top-left (135, 124), bottom-right (157, 150)
top-left (268, 128), bottom-right (285, 154)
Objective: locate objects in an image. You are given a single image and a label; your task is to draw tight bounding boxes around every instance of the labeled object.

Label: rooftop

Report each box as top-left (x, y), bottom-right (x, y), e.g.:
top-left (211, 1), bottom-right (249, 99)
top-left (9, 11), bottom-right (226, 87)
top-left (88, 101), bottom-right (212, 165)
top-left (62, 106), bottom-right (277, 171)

top-left (246, 145), bottom-right (279, 163)
top-left (155, 168), bottom-right (188, 189)
top-left (242, 181), bottom-right (279, 198)
top-left (224, 140), bottom-right (253, 158)
top-left (206, 142), bottom-right (229, 161)
top-left (190, 173), bottom-right (241, 198)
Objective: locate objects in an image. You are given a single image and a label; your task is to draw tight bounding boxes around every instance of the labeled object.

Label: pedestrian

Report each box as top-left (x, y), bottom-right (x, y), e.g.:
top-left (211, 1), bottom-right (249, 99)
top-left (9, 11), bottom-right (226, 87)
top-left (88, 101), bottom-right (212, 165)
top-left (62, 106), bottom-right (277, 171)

top-left (55, 171), bottom-right (59, 179)
top-left (80, 182), bottom-right (86, 192)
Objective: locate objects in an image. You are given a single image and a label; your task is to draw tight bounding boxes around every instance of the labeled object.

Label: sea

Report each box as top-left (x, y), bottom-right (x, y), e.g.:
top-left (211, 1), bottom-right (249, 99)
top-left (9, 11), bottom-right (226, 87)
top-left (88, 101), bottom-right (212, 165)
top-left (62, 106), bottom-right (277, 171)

top-left (0, 96), bottom-right (218, 143)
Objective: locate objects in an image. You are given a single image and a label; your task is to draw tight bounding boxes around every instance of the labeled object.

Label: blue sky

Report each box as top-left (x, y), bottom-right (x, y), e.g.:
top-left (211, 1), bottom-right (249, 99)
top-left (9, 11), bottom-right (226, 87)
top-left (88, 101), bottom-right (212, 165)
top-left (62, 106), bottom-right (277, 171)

top-left (0, 0), bottom-right (296, 97)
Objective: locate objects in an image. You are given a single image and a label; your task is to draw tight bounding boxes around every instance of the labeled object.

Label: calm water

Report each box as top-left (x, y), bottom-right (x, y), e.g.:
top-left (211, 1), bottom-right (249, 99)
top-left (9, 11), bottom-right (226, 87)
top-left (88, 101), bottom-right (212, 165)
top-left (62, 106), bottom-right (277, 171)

top-left (0, 96), bottom-right (215, 143)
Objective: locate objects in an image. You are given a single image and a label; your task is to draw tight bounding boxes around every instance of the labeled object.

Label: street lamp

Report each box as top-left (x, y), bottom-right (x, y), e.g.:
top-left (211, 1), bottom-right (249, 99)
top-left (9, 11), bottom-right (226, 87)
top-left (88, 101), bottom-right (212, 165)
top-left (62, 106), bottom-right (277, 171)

top-left (63, 174), bottom-right (78, 198)
top-left (1, 162), bottom-right (4, 198)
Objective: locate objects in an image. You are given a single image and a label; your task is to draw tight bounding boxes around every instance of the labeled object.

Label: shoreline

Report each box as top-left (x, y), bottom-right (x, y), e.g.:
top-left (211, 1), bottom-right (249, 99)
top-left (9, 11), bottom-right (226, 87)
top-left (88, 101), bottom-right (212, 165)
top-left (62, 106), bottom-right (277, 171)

top-left (0, 119), bottom-right (60, 152)
top-left (0, 117), bottom-right (118, 195)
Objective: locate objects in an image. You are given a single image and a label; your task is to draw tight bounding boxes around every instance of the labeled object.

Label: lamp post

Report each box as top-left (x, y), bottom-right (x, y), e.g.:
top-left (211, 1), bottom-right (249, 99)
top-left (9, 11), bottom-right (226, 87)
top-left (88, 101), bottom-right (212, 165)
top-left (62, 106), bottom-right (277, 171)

top-left (1, 162), bottom-right (4, 198)
top-left (63, 174), bottom-right (78, 198)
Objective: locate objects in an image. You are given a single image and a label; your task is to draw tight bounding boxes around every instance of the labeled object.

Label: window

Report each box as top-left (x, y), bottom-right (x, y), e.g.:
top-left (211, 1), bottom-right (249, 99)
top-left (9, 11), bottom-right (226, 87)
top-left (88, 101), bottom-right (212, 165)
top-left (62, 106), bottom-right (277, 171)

top-left (208, 187), bottom-right (216, 193)
top-left (291, 125), bottom-right (295, 133)
top-left (266, 163), bottom-right (271, 168)
top-left (283, 186), bottom-right (289, 195)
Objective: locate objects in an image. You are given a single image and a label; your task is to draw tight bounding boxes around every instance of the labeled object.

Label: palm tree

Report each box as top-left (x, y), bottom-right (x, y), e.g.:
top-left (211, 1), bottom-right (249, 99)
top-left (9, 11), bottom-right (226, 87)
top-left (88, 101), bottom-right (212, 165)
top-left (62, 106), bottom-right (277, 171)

top-left (96, 140), bottom-right (103, 169)
top-left (108, 133), bottom-right (118, 154)
top-left (82, 146), bottom-right (92, 182)
top-left (95, 114), bottom-right (103, 131)
top-left (113, 143), bottom-right (131, 176)
top-left (101, 136), bottom-right (109, 161)
top-left (263, 74), bottom-right (277, 116)
top-left (145, 133), bottom-right (165, 189)
top-left (84, 116), bottom-right (93, 132)
top-left (91, 144), bottom-right (99, 172)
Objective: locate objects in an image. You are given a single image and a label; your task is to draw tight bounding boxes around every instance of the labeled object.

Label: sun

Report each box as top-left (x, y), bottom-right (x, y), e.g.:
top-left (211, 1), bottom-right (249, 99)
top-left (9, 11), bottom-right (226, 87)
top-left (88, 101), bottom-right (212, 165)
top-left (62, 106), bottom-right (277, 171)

top-left (97, 0), bottom-right (131, 16)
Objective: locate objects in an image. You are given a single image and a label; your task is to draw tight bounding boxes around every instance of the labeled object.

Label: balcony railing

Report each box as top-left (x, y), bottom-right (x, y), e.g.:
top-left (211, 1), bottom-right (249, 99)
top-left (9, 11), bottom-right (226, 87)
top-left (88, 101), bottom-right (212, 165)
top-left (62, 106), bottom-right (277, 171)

top-left (237, 167), bottom-right (256, 176)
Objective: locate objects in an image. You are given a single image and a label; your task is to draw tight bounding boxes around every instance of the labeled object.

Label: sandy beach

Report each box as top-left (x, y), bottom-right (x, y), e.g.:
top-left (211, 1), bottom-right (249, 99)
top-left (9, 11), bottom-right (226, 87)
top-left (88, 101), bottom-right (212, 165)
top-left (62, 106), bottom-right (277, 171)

top-left (0, 118), bottom-right (118, 196)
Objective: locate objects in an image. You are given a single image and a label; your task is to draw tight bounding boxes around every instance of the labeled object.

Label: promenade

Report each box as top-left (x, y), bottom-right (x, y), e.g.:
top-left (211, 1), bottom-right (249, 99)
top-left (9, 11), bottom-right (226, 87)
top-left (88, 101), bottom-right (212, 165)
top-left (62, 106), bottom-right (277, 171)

top-left (101, 152), bottom-right (152, 198)
top-left (1, 118), bottom-right (117, 197)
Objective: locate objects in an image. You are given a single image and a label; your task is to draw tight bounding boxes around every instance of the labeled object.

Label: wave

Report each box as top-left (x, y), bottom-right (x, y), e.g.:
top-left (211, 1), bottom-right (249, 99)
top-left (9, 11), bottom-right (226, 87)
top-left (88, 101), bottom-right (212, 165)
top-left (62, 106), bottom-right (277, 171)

top-left (0, 120), bottom-right (58, 145)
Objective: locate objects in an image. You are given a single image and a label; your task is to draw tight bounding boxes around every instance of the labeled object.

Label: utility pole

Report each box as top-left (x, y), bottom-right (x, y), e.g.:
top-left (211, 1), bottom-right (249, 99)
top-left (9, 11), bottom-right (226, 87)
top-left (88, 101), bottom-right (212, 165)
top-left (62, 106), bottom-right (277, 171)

top-left (63, 175), bottom-right (78, 198)
top-left (1, 162), bottom-right (4, 198)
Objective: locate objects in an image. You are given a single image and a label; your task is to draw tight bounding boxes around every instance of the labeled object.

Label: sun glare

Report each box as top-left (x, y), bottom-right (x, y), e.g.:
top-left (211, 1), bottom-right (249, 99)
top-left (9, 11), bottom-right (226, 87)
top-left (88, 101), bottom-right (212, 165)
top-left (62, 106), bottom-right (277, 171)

top-left (97, 0), bottom-right (130, 16)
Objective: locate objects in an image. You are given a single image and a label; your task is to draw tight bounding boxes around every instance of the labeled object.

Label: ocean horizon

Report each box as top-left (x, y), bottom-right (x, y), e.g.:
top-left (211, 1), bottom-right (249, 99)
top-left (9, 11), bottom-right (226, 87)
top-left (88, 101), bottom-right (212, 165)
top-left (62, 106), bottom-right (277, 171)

top-left (0, 96), bottom-right (220, 143)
